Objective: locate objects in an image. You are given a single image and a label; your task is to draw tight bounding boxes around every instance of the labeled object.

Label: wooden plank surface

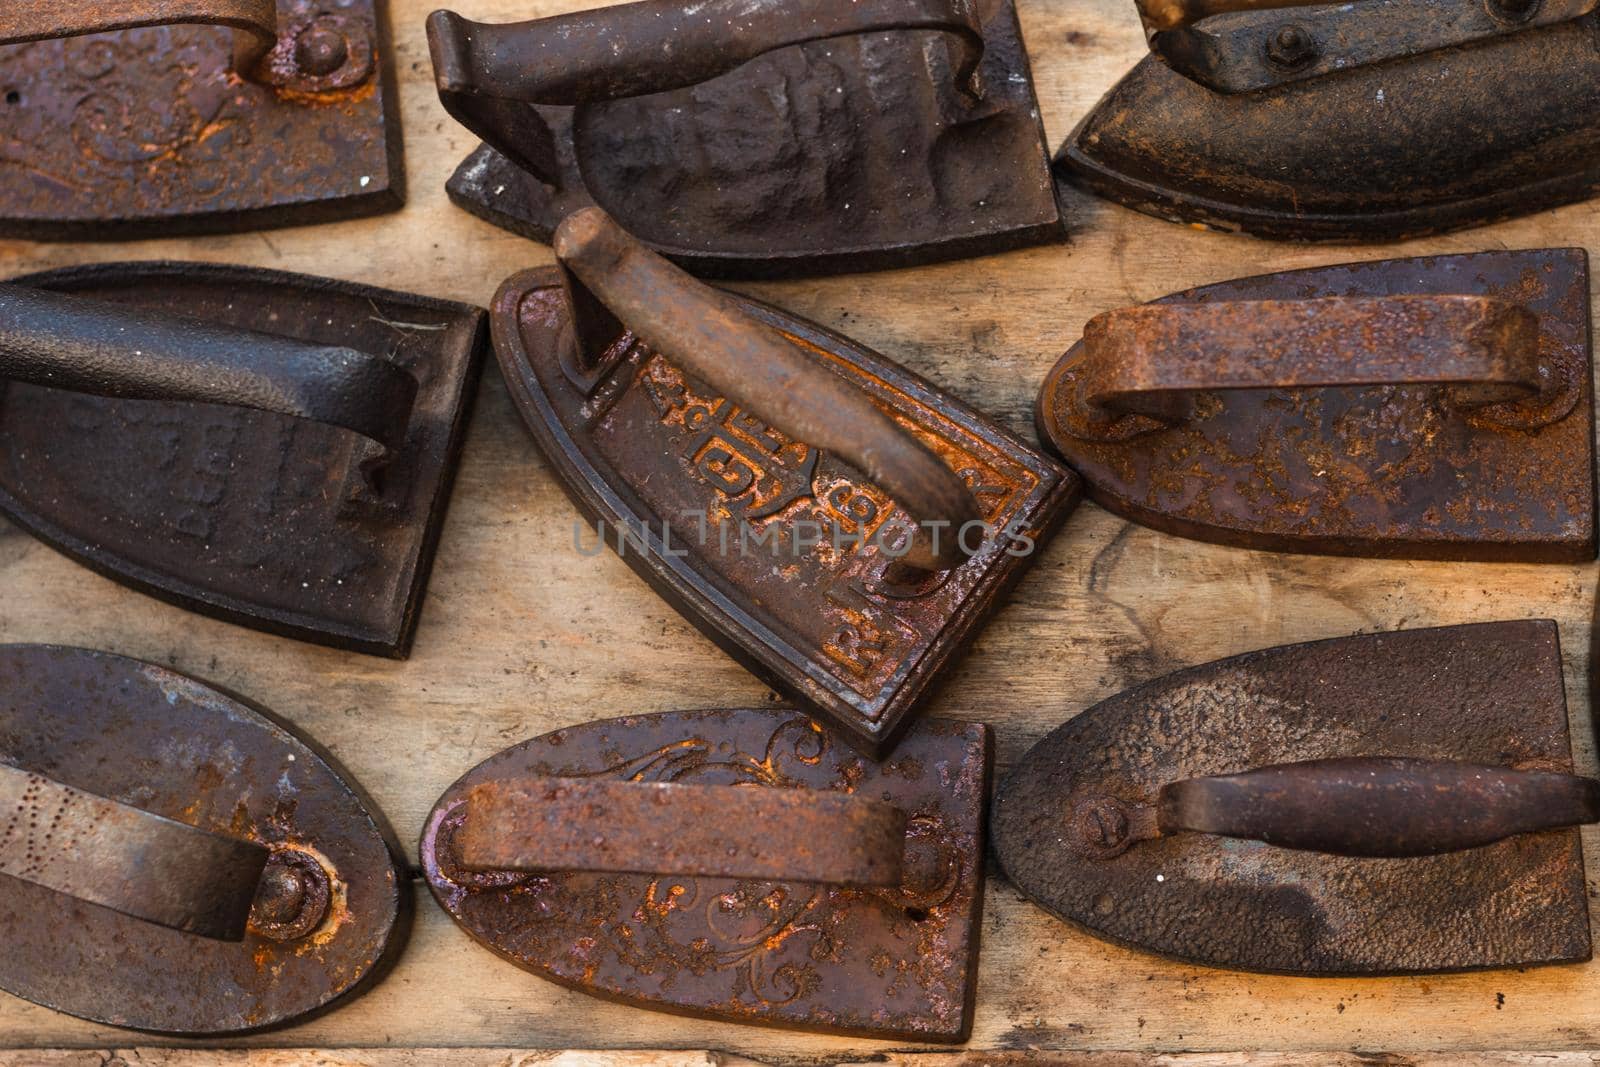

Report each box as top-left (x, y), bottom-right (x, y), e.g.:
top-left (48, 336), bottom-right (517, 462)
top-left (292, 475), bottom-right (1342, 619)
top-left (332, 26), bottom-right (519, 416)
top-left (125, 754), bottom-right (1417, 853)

top-left (2, 0), bottom-right (1598, 1060)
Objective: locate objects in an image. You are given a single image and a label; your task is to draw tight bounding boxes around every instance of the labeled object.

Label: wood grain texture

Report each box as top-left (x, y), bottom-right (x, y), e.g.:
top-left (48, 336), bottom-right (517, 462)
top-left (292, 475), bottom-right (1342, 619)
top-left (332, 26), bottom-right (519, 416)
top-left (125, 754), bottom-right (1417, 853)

top-left (1, 0), bottom-right (1598, 1060)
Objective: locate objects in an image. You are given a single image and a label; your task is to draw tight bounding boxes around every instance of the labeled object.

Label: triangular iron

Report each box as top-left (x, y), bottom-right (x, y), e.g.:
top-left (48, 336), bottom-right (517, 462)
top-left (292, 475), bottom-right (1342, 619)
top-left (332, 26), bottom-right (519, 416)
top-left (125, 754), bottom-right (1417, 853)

top-left (1059, 0), bottom-right (1600, 240)
top-left (427, 0), bottom-right (1064, 278)
top-left (992, 621), bottom-right (1597, 976)
top-left (0, 262), bottom-right (486, 656)
top-left (490, 209), bottom-right (1078, 757)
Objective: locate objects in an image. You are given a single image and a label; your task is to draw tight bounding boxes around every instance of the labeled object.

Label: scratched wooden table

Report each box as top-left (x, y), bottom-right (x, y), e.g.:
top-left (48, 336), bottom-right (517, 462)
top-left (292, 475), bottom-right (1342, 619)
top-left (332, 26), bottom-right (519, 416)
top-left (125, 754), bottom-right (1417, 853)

top-left (2, 1), bottom-right (1598, 1064)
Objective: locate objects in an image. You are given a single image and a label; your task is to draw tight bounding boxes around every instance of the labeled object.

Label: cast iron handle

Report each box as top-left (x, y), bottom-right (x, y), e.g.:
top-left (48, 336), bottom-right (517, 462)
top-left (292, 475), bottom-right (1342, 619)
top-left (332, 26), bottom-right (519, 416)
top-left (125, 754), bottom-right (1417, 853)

top-left (1158, 758), bottom-right (1600, 857)
top-left (0, 284), bottom-right (418, 464)
top-left (458, 777), bottom-right (939, 891)
top-left (554, 208), bottom-right (982, 574)
top-left (0, 761), bottom-right (271, 940)
top-left (1060, 295), bottom-right (1547, 440)
top-left (1135, 0), bottom-right (1369, 32)
top-left (426, 0), bottom-right (984, 188)
top-left (2, 0), bottom-right (279, 71)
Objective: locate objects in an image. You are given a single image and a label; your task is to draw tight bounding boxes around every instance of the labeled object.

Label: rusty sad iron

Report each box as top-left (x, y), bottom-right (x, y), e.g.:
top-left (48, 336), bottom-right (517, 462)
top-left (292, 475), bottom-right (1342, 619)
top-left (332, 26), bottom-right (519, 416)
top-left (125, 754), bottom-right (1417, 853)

top-left (421, 708), bottom-right (989, 1039)
top-left (0, 645), bottom-right (408, 1032)
top-left (492, 209), bottom-right (1079, 757)
top-left (1058, 0), bottom-right (1600, 240)
top-left (426, 0), bottom-right (1064, 278)
top-left (0, 0), bottom-right (403, 239)
top-left (993, 621), bottom-right (1599, 976)
top-left (0, 262), bottom-right (486, 656)
top-left (1036, 250), bottom-right (1597, 561)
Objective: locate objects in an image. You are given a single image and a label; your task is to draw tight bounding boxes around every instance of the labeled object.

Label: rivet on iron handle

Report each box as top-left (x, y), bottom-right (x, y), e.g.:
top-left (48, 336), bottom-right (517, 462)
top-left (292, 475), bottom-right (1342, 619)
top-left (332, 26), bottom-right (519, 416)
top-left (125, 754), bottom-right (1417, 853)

top-left (459, 778), bottom-right (944, 894)
top-left (425, 0), bottom-right (985, 189)
top-left (0, 0), bottom-right (373, 89)
top-left (1057, 295), bottom-right (1550, 442)
top-left (554, 208), bottom-right (983, 574)
top-left (1074, 757), bottom-right (1600, 860)
top-left (0, 761), bottom-right (330, 942)
top-left (0, 284), bottom-right (419, 475)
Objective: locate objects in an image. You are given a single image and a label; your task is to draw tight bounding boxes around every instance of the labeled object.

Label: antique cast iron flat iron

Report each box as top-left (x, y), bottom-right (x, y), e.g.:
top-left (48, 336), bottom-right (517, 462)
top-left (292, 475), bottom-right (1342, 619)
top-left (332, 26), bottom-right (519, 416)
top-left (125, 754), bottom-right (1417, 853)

top-left (0, 645), bottom-right (408, 1032)
top-left (1037, 250), bottom-right (1597, 561)
top-left (1058, 0), bottom-right (1600, 240)
top-left (421, 708), bottom-right (989, 1039)
top-left (493, 209), bottom-right (1078, 757)
top-left (992, 621), bottom-right (1598, 976)
top-left (0, 0), bottom-right (403, 239)
top-left (427, 0), bottom-right (1064, 278)
top-left (0, 262), bottom-right (486, 656)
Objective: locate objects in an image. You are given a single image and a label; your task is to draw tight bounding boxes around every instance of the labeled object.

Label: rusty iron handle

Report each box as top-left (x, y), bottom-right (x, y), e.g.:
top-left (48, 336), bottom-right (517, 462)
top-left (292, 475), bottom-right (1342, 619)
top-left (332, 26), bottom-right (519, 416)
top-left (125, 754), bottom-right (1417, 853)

top-left (0, 284), bottom-right (418, 460)
top-left (0, 762), bottom-right (271, 940)
top-left (1068, 295), bottom-right (1543, 434)
top-left (1, 0), bottom-right (279, 71)
top-left (426, 0), bottom-right (984, 188)
top-left (458, 778), bottom-right (915, 888)
top-left (554, 208), bottom-right (981, 573)
top-left (1158, 758), bottom-right (1600, 858)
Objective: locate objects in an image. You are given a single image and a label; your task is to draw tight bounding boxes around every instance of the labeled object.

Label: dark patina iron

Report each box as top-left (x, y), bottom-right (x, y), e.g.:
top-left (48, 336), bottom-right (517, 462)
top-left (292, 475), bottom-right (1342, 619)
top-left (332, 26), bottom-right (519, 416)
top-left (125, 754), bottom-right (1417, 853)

top-left (992, 620), bottom-right (1597, 976)
top-left (1059, 0), bottom-right (1600, 240)
top-left (427, 0), bottom-right (1064, 278)
top-left (0, 262), bottom-right (487, 656)
top-left (0, 644), bottom-right (408, 1032)
top-left (0, 0), bottom-right (402, 239)
top-left (420, 708), bottom-right (990, 1040)
top-left (492, 209), bottom-right (1078, 757)
top-left (1036, 250), bottom-right (1597, 561)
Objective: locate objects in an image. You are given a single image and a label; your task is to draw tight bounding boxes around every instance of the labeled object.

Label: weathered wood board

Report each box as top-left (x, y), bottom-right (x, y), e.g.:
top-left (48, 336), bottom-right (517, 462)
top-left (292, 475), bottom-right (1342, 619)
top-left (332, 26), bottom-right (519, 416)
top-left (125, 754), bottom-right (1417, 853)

top-left (2, 0), bottom-right (1598, 1061)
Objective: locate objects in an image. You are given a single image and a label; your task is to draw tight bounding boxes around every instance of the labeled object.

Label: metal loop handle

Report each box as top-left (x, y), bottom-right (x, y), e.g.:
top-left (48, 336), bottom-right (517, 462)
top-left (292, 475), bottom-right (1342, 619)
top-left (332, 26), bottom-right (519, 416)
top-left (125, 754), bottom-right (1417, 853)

top-left (1158, 758), bottom-right (1600, 858)
top-left (1136, 0), bottom-right (1366, 32)
top-left (0, 762), bottom-right (270, 940)
top-left (459, 777), bottom-right (913, 888)
top-left (554, 208), bottom-right (981, 573)
top-left (426, 0), bottom-right (984, 188)
top-left (1, 0), bottom-right (279, 72)
top-left (0, 284), bottom-right (418, 462)
top-left (1063, 295), bottom-right (1544, 440)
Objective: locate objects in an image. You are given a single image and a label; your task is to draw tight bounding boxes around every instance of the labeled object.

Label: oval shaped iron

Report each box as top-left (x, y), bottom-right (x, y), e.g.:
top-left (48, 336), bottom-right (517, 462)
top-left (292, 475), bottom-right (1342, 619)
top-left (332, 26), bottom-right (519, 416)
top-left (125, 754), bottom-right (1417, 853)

top-left (991, 621), bottom-right (1595, 976)
top-left (1058, 13), bottom-right (1600, 241)
top-left (492, 211), bottom-right (1078, 757)
top-left (0, 645), bottom-right (408, 1032)
top-left (0, 262), bottom-right (487, 656)
top-left (0, 0), bottom-right (403, 239)
top-left (420, 708), bottom-right (990, 1040)
top-left (428, 0), bottom-right (1064, 278)
top-left (1036, 250), bottom-right (1597, 561)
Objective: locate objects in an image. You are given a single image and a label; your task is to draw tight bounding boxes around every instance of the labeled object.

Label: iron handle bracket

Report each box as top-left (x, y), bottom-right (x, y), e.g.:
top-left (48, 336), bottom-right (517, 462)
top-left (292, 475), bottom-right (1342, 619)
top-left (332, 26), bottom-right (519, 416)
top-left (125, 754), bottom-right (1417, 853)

top-left (0, 761), bottom-right (270, 940)
top-left (1060, 295), bottom-right (1554, 441)
top-left (0, 284), bottom-right (419, 468)
top-left (458, 777), bottom-right (928, 890)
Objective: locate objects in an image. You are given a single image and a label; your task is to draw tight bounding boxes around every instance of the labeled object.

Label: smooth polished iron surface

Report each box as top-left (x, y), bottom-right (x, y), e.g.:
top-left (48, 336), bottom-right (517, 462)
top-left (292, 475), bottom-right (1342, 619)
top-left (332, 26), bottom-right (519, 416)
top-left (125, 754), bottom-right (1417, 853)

top-left (992, 621), bottom-right (1597, 976)
top-left (0, 262), bottom-right (486, 656)
top-left (0, 645), bottom-right (408, 1032)
top-left (428, 0), bottom-right (1063, 278)
top-left (1036, 250), bottom-right (1596, 561)
top-left (492, 210), bottom-right (1078, 756)
top-left (0, 0), bottom-right (402, 238)
top-left (421, 708), bottom-right (990, 1040)
top-left (1060, 0), bottom-right (1600, 240)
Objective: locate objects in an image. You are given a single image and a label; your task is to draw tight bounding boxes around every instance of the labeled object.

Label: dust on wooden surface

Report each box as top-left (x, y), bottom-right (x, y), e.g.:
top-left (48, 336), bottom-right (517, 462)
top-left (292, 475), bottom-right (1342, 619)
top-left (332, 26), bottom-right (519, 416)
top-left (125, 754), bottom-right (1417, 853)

top-left (1, 0), bottom-right (1597, 1059)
